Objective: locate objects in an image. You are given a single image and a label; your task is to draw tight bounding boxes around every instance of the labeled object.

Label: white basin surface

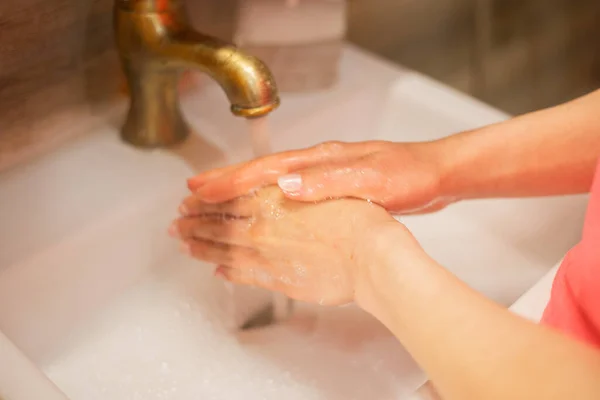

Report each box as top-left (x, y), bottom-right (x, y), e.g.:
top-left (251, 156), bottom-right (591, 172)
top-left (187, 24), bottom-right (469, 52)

top-left (509, 262), bottom-right (560, 322)
top-left (0, 46), bottom-right (588, 399)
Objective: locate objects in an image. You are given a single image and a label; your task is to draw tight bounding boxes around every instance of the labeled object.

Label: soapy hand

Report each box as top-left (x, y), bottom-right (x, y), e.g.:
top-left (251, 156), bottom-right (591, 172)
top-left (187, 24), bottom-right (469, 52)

top-left (187, 141), bottom-right (452, 214)
top-left (170, 186), bottom-right (405, 306)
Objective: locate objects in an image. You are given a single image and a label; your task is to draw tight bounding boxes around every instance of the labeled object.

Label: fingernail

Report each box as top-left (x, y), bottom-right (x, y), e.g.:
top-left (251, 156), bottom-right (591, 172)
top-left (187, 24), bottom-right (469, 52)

top-left (278, 174), bottom-right (302, 193)
top-left (179, 242), bottom-right (191, 255)
top-left (178, 204), bottom-right (189, 216)
top-left (168, 222), bottom-right (179, 237)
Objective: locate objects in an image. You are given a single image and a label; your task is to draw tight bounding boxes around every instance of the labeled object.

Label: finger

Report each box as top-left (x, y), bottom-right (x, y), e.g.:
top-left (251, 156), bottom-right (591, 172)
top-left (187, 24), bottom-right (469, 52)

top-left (179, 194), bottom-right (258, 218)
top-left (172, 216), bottom-right (253, 247)
top-left (277, 161), bottom-right (385, 204)
top-left (186, 164), bottom-right (239, 191)
top-left (182, 239), bottom-right (262, 267)
top-left (189, 141), bottom-right (365, 202)
top-left (187, 143), bottom-right (344, 191)
top-left (187, 149), bottom-right (314, 194)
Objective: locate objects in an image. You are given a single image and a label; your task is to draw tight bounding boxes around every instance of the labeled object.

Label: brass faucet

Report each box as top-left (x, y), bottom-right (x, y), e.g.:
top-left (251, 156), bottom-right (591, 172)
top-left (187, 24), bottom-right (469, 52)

top-left (114, 0), bottom-right (280, 147)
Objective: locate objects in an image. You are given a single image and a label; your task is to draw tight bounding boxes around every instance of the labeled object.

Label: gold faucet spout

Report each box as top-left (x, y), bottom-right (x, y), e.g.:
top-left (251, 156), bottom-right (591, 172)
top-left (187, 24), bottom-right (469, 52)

top-left (114, 0), bottom-right (280, 147)
top-left (161, 30), bottom-right (280, 118)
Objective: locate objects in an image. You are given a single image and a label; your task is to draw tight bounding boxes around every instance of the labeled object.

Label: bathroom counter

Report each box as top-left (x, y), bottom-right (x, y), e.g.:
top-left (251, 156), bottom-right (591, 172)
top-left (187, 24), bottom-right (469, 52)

top-left (0, 45), bottom-right (588, 399)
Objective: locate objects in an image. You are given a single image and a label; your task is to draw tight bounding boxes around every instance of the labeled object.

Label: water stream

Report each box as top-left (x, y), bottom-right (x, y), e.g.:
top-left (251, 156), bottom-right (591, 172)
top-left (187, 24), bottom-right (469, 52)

top-left (246, 117), bottom-right (295, 326)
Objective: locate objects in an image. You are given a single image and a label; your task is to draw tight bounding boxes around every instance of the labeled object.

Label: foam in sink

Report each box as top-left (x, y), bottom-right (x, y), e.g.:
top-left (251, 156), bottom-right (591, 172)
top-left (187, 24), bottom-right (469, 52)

top-left (42, 253), bottom-right (425, 400)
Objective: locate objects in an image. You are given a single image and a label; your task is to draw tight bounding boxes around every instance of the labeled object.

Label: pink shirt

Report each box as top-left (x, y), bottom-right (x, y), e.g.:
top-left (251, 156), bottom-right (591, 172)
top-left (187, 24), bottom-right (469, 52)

top-left (542, 160), bottom-right (600, 347)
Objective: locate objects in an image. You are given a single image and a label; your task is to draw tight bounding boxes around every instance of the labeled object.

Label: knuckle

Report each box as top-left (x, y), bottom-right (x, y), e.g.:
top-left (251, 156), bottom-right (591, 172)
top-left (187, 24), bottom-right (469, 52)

top-left (357, 166), bottom-right (385, 186)
top-left (315, 141), bottom-right (346, 155)
top-left (246, 158), bottom-right (265, 173)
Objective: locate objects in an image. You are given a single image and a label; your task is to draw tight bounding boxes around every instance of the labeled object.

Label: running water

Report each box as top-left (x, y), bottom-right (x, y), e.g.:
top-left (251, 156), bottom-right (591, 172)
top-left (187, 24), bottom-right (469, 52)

top-left (166, 118), bottom-right (292, 330)
top-left (248, 116), bottom-right (273, 157)
top-left (244, 117), bottom-right (294, 326)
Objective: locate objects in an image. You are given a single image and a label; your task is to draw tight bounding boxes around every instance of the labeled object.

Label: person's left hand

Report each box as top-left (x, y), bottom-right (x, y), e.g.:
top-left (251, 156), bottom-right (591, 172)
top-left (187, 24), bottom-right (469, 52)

top-left (169, 186), bottom-right (408, 306)
top-left (186, 140), bottom-right (450, 215)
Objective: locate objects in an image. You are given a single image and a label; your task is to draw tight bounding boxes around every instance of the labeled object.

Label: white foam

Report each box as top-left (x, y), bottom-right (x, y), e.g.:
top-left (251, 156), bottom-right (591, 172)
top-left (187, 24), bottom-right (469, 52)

top-left (42, 255), bottom-right (425, 399)
top-left (43, 256), bottom-right (309, 399)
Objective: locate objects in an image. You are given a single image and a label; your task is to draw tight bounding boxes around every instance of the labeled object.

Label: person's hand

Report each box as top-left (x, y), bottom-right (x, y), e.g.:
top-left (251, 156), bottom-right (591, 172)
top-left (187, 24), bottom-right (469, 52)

top-left (169, 186), bottom-right (416, 306)
top-left (187, 140), bottom-right (453, 214)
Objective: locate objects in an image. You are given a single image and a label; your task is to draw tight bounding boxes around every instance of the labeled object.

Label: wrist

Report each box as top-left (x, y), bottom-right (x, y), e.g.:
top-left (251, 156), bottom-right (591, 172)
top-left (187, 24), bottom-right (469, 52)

top-left (429, 129), bottom-right (480, 202)
top-left (352, 220), bottom-right (424, 314)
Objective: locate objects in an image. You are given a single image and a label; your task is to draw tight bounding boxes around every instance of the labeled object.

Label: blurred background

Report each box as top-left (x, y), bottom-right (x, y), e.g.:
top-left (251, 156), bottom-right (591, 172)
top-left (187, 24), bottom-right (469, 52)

top-left (348, 0), bottom-right (600, 114)
top-left (1, 0), bottom-right (600, 170)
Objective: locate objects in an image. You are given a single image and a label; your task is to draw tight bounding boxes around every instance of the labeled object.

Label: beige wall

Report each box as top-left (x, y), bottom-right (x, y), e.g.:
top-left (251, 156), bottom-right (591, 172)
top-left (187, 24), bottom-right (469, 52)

top-left (347, 0), bottom-right (600, 114)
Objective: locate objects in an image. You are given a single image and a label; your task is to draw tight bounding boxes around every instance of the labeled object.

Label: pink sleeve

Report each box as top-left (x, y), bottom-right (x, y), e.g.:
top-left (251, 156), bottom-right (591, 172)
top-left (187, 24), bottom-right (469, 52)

top-left (541, 160), bottom-right (600, 347)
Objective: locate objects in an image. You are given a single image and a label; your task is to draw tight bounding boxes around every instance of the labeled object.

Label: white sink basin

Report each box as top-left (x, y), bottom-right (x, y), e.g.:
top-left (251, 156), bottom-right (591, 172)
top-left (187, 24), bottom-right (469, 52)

top-left (0, 46), bottom-right (588, 399)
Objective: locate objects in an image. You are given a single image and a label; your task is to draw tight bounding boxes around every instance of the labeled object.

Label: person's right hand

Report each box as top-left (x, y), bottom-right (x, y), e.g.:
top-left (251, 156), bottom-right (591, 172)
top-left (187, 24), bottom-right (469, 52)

top-left (171, 185), bottom-right (417, 307)
top-left (187, 140), bottom-right (454, 214)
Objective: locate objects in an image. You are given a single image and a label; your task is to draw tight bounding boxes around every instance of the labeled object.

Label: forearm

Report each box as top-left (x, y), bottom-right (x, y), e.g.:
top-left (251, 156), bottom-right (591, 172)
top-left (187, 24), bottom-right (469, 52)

top-left (434, 89), bottom-right (600, 200)
top-left (358, 224), bottom-right (600, 400)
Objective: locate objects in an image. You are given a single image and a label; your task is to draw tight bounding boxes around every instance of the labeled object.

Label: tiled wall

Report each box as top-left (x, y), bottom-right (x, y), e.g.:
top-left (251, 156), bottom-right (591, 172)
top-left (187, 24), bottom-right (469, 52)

top-left (348, 0), bottom-right (600, 114)
top-left (0, 0), bottom-right (120, 170)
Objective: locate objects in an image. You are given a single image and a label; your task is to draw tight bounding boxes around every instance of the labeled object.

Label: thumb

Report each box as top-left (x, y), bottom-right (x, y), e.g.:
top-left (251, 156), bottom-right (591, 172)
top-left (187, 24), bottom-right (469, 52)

top-left (277, 163), bottom-right (378, 202)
